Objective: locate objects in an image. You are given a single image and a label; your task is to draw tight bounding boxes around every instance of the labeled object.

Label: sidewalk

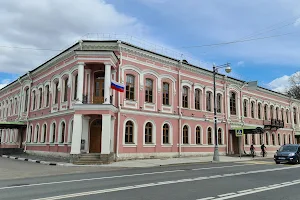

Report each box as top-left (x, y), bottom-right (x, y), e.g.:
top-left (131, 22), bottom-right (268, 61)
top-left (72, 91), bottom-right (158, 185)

top-left (1, 153), bottom-right (271, 168)
top-left (99, 156), bottom-right (268, 168)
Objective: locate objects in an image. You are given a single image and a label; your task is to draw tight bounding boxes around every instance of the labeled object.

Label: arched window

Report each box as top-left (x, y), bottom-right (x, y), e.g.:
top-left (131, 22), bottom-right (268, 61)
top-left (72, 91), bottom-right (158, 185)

top-left (281, 108), bottom-right (284, 121)
top-left (252, 134), bottom-right (256, 145)
top-left (145, 79), bottom-right (153, 103)
top-left (218, 128), bottom-right (222, 145)
top-left (162, 82), bottom-right (169, 105)
top-left (243, 100), bottom-right (248, 117)
top-left (294, 107), bottom-right (297, 124)
top-left (230, 92), bottom-right (236, 115)
top-left (208, 127), bottom-right (212, 145)
top-left (45, 85), bottom-right (50, 107)
top-left (183, 125), bottom-right (189, 144)
top-left (251, 101), bottom-right (255, 118)
top-left (217, 94), bottom-right (222, 113)
top-left (60, 121), bottom-right (65, 143)
top-left (196, 126), bottom-right (201, 144)
top-left (206, 91), bottom-right (212, 111)
top-left (126, 75), bottom-right (135, 100)
top-left (266, 133), bottom-right (269, 145)
top-left (258, 103), bottom-right (261, 119)
top-left (28, 126), bottom-right (32, 143)
top-left (195, 89), bottom-right (201, 110)
top-left (245, 134), bottom-right (248, 145)
top-left (276, 107), bottom-right (279, 120)
top-left (125, 121), bottom-right (134, 143)
top-left (278, 134), bottom-right (281, 145)
top-left (286, 110), bottom-right (289, 123)
top-left (24, 88), bottom-right (29, 112)
top-left (259, 134), bottom-right (263, 145)
top-left (68, 120), bottom-right (73, 143)
top-left (289, 134), bottom-right (291, 144)
top-left (64, 78), bottom-right (68, 102)
top-left (73, 74), bottom-right (78, 100)
top-left (283, 134), bottom-right (286, 144)
top-left (51, 123), bottom-right (56, 143)
top-left (272, 133), bottom-right (276, 145)
top-left (54, 81), bottom-right (59, 104)
top-left (264, 105), bottom-right (268, 120)
top-left (39, 88), bottom-right (43, 109)
top-left (163, 124), bottom-right (169, 144)
top-left (270, 105), bottom-right (274, 119)
top-left (42, 124), bottom-right (47, 143)
top-left (14, 98), bottom-right (18, 114)
top-left (182, 86), bottom-right (189, 108)
top-left (32, 91), bottom-right (36, 110)
top-left (145, 122), bottom-right (152, 144)
top-left (35, 124), bottom-right (39, 143)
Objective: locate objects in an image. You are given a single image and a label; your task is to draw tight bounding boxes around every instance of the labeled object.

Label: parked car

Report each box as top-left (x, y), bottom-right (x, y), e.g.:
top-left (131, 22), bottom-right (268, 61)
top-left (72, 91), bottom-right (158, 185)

top-left (274, 144), bottom-right (300, 164)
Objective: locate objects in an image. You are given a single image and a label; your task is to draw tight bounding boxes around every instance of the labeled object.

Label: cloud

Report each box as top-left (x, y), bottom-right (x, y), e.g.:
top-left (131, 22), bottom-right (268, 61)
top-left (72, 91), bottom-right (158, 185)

top-left (267, 75), bottom-right (291, 93)
top-left (0, 0), bottom-right (148, 74)
top-left (237, 61), bottom-right (244, 66)
top-left (294, 18), bottom-right (300, 26)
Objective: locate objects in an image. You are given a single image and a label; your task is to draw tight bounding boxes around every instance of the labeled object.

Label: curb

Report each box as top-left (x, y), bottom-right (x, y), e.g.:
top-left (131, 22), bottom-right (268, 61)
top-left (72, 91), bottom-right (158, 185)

top-left (0, 155), bottom-right (69, 166)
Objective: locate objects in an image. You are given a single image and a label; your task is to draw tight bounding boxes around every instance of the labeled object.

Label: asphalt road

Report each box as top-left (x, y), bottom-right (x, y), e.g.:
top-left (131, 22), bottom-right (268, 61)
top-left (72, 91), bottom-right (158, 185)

top-left (1, 158), bottom-right (300, 200)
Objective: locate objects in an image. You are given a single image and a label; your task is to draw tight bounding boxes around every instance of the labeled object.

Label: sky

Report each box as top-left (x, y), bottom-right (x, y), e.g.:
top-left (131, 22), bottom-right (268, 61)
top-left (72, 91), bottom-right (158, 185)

top-left (1, 0), bottom-right (300, 93)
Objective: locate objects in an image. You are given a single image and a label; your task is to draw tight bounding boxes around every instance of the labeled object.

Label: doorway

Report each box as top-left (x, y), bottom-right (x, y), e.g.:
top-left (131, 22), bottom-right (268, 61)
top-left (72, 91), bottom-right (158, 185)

top-left (93, 72), bottom-right (104, 104)
top-left (89, 119), bottom-right (102, 153)
top-left (231, 133), bottom-right (240, 154)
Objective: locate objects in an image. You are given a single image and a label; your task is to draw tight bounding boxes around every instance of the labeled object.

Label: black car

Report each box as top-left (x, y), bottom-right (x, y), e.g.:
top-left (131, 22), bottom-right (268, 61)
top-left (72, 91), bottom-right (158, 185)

top-left (274, 144), bottom-right (300, 164)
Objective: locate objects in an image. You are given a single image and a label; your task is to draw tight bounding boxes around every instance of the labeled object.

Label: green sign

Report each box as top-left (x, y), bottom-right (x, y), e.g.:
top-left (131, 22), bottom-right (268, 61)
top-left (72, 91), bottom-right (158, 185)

top-left (235, 129), bottom-right (243, 137)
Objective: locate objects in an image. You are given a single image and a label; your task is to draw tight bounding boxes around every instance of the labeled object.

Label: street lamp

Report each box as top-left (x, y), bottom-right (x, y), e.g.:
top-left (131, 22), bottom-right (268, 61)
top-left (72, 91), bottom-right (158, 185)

top-left (213, 63), bottom-right (231, 162)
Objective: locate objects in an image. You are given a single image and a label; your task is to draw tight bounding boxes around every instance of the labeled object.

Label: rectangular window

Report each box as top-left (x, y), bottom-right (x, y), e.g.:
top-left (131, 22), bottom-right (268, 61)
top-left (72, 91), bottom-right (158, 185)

top-left (24, 89), bottom-right (29, 112)
top-left (217, 94), bottom-right (221, 113)
top-left (54, 82), bottom-right (59, 104)
top-left (162, 82), bottom-right (169, 105)
top-left (45, 85), bottom-right (50, 107)
top-left (64, 78), bottom-right (68, 102)
top-left (126, 75), bottom-right (135, 100)
top-left (251, 102), bottom-right (254, 118)
top-left (206, 92), bottom-right (212, 111)
top-left (258, 104), bottom-right (261, 119)
top-left (145, 79), bottom-right (153, 103)
top-left (243, 100), bottom-right (247, 117)
top-left (230, 92), bottom-right (236, 115)
top-left (74, 74), bottom-right (78, 100)
top-left (182, 87), bottom-right (189, 108)
top-left (195, 89), bottom-right (201, 110)
top-left (39, 88), bottom-right (43, 109)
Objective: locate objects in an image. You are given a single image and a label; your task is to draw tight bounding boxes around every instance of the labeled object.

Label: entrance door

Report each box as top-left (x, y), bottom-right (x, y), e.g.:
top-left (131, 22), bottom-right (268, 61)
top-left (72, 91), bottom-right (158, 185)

top-left (89, 119), bottom-right (102, 153)
top-left (232, 134), bottom-right (239, 154)
top-left (93, 79), bottom-right (104, 104)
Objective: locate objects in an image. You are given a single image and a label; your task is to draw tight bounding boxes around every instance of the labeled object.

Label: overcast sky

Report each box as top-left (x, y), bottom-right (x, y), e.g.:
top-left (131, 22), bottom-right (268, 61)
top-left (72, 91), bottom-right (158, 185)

top-left (1, 0), bottom-right (300, 92)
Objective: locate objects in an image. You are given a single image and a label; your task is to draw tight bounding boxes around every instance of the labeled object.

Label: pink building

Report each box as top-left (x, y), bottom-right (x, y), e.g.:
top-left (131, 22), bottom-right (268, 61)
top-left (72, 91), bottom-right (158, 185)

top-left (0, 40), bottom-right (299, 163)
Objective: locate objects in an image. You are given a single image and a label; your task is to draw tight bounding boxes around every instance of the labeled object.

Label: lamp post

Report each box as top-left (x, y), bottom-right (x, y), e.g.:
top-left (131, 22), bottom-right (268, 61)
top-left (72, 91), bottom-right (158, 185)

top-left (213, 63), bottom-right (231, 162)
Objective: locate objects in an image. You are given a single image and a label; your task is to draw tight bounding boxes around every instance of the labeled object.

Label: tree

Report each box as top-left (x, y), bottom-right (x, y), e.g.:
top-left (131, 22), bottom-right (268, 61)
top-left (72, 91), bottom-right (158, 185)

top-left (286, 72), bottom-right (300, 100)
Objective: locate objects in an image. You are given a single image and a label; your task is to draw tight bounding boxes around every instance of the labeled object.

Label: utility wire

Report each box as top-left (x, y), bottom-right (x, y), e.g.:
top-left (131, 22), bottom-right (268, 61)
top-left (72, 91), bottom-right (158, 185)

top-left (180, 32), bottom-right (296, 49)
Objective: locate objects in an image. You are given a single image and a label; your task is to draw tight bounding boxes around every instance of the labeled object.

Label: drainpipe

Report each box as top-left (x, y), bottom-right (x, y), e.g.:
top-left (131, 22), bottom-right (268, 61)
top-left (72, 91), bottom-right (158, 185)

top-left (115, 40), bottom-right (122, 160)
top-left (178, 61), bottom-right (182, 157)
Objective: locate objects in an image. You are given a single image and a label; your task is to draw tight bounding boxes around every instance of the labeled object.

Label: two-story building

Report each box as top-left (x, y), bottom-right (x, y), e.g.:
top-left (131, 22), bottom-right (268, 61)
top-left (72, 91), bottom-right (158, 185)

top-left (0, 40), bottom-right (299, 163)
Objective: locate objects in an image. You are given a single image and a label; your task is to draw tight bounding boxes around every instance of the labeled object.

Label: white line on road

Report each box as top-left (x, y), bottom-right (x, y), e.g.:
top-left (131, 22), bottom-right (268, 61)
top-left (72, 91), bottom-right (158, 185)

top-left (218, 193), bottom-right (236, 197)
top-left (197, 197), bottom-right (215, 200)
top-left (31, 165), bottom-right (300, 200)
top-left (207, 179), bottom-right (300, 200)
top-left (0, 164), bottom-right (253, 191)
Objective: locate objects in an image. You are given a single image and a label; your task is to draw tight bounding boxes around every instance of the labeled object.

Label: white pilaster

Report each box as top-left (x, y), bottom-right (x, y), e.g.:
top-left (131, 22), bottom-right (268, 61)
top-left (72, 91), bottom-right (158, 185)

top-left (104, 64), bottom-right (111, 104)
top-left (101, 114), bottom-right (111, 154)
top-left (82, 116), bottom-right (90, 153)
top-left (77, 63), bottom-right (84, 104)
top-left (70, 114), bottom-right (83, 154)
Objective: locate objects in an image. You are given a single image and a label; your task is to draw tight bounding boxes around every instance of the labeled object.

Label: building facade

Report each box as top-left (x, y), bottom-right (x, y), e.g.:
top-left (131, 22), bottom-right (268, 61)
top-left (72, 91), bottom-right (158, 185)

top-left (0, 40), bottom-right (299, 162)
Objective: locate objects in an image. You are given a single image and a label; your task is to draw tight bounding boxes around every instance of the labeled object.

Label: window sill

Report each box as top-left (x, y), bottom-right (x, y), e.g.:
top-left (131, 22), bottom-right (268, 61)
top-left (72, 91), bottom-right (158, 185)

top-left (161, 144), bottom-right (173, 147)
top-left (143, 144), bottom-right (156, 147)
top-left (123, 144), bottom-right (137, 147)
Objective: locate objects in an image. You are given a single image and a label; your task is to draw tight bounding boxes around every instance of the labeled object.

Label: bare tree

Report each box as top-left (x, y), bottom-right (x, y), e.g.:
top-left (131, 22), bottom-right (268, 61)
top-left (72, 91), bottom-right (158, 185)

top-left (286, 72), bottom-right (300, 100)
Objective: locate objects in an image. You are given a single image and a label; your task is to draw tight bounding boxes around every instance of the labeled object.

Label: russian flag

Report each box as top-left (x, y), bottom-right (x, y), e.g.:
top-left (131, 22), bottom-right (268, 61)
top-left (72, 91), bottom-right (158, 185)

top-left (111, 80), bottom-right (125, 92)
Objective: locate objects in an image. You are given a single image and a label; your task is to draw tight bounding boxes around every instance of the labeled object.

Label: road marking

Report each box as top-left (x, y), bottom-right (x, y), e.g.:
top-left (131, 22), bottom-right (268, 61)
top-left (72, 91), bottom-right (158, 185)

top-left (0, 164), bottom-right (254, 191)
top-left (218, 193), bottom-right (236, 197)
top-left (31, 165), bottom-right (300, 200)
top-left (197, 197), bottom-right (215, 200)
top-left (236, 161), bottom-right (274, 165)
top-left (201, 179), bottom-right (300, 200)
top-left (192, 164), bottom-right (255, 171)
